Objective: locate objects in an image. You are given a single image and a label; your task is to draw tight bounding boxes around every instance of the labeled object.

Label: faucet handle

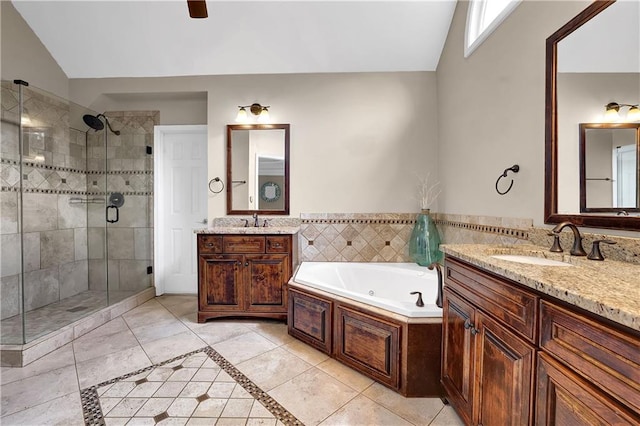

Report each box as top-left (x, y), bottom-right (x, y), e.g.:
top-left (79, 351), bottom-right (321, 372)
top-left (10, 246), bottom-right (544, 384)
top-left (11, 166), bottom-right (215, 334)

top-left (242, 219), bottom-right (249, 227)
top-left (548, 233), bottom-right (563, 253)
top-left (263, 219), bottom-right (270, 227)
top-left (587, 240), bottom-right (617, 261)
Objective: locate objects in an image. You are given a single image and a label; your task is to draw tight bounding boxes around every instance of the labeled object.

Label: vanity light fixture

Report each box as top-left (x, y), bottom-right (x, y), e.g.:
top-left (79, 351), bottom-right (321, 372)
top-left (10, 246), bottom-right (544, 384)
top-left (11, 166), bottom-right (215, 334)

top-left (604, 102), bottom-right (640, 122)
top-left (235, 103), bottom-right (270, 124)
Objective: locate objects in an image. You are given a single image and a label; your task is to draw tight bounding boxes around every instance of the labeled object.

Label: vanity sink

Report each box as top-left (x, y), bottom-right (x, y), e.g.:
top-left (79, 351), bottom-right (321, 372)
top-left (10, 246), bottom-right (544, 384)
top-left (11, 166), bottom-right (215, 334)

top-left (491, 254), bottom-right (572, 267)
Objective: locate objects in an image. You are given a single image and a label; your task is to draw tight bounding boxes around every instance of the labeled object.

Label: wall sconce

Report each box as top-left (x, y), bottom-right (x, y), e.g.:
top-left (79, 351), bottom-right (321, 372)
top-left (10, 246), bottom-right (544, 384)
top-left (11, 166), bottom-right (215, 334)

top-left (604, 102), bottom-right (640, 122)
top-left (235, 103), bottom-right (270, 124)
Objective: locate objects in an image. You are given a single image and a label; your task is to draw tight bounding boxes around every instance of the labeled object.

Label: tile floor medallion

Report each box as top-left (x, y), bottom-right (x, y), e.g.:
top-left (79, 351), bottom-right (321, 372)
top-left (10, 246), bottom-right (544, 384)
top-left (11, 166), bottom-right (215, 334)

top-left (81, 346), bottom-right (302, 425)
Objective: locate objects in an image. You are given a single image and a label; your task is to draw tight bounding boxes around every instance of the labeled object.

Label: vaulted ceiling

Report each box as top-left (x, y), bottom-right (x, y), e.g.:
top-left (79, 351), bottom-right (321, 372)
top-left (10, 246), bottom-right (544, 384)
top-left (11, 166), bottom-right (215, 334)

top-left (12, 0), bottom-right (458, 79)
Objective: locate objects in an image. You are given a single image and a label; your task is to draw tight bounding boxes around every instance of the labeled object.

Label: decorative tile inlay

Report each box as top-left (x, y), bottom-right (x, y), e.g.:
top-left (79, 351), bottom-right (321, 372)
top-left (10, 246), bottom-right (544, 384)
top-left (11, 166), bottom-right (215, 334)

top-left (435, 218), bottom-right (529, 240)
top-left (80, 346), bottom-right (303, 426)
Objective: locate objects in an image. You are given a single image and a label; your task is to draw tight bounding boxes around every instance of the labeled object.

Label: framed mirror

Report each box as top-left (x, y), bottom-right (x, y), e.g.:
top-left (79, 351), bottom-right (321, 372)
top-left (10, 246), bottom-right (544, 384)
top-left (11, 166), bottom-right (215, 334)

top-left (226, 124), bottom-right (290, 215)
top-left (579, 123), bottom-right (639, 213)
top-left (545, 0), bottom-right (640, 229)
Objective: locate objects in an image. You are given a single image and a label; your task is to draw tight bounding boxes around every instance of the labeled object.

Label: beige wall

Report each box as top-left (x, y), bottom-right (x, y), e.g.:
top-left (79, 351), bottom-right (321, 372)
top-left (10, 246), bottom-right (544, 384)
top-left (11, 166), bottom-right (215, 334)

top-left (436, 0), bottom-right (591, 226)
top-left (556, 73), bottom-right (640, 213)
top-left (71, 72), bottom-right (439, 219)
top-left (1, 2), bottom-right (68, 99)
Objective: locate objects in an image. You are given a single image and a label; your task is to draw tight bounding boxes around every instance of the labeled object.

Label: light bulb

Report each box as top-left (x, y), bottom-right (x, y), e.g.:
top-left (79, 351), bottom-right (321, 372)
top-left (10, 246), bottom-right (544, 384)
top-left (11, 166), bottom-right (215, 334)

top-left (235, 107), bottom-right (248, 123)
top-left (627, 106), bottom-right (640, 122)
top-left (257, 107), bottom-right (270, 123)
top-left (604, 105), bottom-right (620, 122)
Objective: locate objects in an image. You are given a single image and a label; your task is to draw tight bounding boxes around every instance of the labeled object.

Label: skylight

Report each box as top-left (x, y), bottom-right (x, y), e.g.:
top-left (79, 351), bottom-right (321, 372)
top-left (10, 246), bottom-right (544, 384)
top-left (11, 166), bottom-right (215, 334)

top-left (465, 0), bottom-right (522, 58)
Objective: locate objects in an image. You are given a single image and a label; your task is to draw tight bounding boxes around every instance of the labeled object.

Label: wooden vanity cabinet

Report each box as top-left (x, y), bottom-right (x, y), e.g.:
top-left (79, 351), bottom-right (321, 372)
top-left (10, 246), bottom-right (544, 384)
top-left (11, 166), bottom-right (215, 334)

top-left (442, 257), bottom-right (536, 426)
top-left (197, 234), bottom-right (296, 322)
top-left (537, 301), bottom-right (640, 425)
top-left (443, 255), bottom-right (640, 425)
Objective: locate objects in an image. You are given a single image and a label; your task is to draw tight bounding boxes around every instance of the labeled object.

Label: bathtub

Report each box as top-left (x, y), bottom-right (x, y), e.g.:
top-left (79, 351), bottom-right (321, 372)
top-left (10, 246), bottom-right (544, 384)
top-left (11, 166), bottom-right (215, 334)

top-left (287, 261), bottom-right (444, 397)
top-left (292, 262), bottom-right (442, 318)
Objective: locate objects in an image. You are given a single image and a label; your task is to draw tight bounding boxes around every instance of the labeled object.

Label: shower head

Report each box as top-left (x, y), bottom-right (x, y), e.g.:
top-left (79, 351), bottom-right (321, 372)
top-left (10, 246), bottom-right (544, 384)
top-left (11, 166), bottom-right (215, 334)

top-left (83, 113), bottom-right (121, 135)
top-left (83, 114), bottom-right (104, 131)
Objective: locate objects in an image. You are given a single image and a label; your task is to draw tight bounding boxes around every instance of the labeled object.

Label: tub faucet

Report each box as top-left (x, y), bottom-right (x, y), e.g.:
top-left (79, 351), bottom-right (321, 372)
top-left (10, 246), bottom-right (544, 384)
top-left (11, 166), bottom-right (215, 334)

top-left (252, 213), bottom-right (259, 227)
top-left (410, 291), bottom-right (425, 307)
top-left (428, 262), bottom-right (443, 308)
top-left (551, 221), bottom-right (587, 256)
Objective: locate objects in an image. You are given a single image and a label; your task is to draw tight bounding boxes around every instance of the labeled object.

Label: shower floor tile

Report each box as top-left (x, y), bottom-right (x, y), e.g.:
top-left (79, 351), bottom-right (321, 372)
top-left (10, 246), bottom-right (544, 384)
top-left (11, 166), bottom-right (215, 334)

top-left (0, 290), bottom-right (135, 344)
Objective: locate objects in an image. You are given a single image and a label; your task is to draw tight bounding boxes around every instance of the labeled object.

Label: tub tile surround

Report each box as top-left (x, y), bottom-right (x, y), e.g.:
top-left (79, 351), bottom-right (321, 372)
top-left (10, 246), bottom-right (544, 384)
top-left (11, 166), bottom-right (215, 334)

top-left (0, 295), bottom-right (462, 425)
top-left (296, 212), bottom-right (534, 263)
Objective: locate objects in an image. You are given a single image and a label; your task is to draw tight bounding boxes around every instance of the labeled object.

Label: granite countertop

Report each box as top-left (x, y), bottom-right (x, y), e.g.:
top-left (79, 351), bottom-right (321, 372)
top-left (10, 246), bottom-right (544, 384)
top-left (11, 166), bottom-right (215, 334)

top-left (441, 244), bottom-right (640, 332)
top-left (194, 226), bottom-right (300, 235)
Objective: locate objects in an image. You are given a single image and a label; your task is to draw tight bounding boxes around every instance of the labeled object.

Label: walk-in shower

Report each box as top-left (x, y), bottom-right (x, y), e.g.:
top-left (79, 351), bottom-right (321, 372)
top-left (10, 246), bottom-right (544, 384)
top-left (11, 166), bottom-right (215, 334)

top-left (0, 80), bottom-right (156, 351)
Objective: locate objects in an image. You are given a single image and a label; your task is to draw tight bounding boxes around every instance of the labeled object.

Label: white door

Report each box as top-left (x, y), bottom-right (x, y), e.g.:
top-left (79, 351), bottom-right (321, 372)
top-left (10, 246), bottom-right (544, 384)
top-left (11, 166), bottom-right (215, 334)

top-left (155, 125), bottom-right (207, 294)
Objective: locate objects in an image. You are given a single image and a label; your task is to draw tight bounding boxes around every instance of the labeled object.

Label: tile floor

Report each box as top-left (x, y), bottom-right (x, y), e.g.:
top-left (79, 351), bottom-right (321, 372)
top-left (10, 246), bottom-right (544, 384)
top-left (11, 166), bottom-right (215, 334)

top-left (0, 295), bottom-right (463, 425)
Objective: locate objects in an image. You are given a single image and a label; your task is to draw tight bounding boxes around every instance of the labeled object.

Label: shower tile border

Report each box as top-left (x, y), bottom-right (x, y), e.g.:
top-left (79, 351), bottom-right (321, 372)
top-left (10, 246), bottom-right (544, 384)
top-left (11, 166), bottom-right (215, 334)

top-left (0, 287), bottom-right (155, 368)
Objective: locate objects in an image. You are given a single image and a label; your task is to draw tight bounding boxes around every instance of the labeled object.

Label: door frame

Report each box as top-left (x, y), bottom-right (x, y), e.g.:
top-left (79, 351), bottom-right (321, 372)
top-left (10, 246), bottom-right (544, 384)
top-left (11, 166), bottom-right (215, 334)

top-left (154, 124), bottom-right (208, 295)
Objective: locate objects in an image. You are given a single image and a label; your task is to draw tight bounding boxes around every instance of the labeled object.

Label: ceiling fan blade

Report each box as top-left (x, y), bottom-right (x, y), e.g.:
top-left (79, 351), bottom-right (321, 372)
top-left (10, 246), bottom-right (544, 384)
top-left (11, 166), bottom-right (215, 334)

top-left (187, 0), bottom-right (208, 19)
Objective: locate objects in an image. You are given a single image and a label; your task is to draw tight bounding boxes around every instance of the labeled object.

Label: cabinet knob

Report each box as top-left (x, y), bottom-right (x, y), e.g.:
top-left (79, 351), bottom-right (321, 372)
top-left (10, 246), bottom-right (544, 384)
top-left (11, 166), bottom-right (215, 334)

top-left (464, 319), bottom-right (473, 330)
top-left (205, 243), bottom-right (214, 247)
top-left (470, 327), bottom-right (479, 335)
top-left (245, 261), bottom-right (249, 267)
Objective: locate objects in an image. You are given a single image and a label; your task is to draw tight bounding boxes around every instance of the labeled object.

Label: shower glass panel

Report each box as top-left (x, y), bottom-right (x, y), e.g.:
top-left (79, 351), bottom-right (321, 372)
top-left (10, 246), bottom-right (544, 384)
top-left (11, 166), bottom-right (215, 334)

top-left (0, 80), bottom-right (153, 345)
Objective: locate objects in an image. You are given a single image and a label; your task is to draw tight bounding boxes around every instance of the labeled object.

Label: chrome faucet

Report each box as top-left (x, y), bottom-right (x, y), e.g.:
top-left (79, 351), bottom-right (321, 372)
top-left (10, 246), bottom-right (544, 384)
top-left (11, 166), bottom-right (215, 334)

top-left (252, 213), bottom-right (259, 227)
top-left (551, 222), bottom-right (587, 256)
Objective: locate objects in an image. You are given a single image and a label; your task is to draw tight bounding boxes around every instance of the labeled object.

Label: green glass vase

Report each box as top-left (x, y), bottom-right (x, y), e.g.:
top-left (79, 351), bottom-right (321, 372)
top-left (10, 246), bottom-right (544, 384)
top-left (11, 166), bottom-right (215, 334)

top-left (409, 209), bottom-right (442, 266)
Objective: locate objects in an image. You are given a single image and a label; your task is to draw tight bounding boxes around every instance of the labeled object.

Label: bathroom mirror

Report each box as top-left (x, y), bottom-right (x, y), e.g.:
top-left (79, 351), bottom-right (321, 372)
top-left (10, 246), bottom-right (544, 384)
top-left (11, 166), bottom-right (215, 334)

top-left (545, 0), bottom-right (640, 229)
top-left (226, 124), bottom-right (290, 215)
top-left (579, 123), bottom-right (639, 213)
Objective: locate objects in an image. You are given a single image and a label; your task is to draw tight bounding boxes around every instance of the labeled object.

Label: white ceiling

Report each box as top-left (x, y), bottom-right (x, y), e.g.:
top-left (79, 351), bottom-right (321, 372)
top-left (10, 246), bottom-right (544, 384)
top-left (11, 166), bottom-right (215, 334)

top-left (12, 0), bottom-right (458, 79)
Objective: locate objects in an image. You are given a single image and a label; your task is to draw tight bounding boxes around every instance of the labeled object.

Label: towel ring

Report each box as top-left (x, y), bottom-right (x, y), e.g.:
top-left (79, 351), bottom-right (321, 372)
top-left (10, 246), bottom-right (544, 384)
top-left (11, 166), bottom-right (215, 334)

top-left (208, 177), bottom-right (225, 194)
top-left (495, 164), bottom-right (519, 195)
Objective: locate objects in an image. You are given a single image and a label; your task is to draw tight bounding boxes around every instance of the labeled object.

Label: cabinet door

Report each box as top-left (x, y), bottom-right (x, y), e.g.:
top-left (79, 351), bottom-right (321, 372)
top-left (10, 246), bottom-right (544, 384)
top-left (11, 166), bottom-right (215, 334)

top-left (537, 352), bottom-right (640, 425)
top-left (288, 288), bottom-right (333, 354)
top-left (441, 288), bottom-right (475, 425)
top-left (474, 311), bottom-right (535, 426)
top-left (198, 254), bottom-right (243, 311)
top-left (245, 254), bottom-right (289, 312)
top-left (335, 304), bottom-right (401, 390)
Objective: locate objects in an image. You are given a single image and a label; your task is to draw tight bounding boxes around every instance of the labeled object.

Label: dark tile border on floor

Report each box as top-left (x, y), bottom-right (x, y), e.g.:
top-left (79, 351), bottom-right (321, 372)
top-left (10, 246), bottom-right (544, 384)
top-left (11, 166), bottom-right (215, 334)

top-left (80, 346), bottom-right (304, 426)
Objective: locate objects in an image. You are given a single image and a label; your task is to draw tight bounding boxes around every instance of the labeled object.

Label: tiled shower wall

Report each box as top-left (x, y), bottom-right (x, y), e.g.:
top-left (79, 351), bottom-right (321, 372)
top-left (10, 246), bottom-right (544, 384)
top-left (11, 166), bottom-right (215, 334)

top-left (86, 111), bottom-right (157, 294)
top-left (1, 83), bottom-right (90, 319)
top-left (0, 81), bottom-right (157, 322)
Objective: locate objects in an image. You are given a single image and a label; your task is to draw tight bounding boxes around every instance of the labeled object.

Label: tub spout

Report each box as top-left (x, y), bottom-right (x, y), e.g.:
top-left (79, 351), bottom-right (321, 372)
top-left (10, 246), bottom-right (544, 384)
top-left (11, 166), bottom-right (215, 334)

top-left (410, 291), bottom-right (425, 307)
top-left (428, 262), bottom-right (443, 308)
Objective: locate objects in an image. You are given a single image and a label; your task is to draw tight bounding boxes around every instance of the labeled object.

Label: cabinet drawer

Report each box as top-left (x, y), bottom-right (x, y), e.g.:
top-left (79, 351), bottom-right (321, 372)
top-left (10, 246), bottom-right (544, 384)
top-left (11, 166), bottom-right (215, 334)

top-left (266, 236), bottom-right (290, 253)
top-left (444, 257), bottom-right (538, 343)
top-left (198, 235), bottom-right (222, 254)
top-left (223, 236), bottom-right (266, 253)
top-left (539, 300), bottom-right (640, 415)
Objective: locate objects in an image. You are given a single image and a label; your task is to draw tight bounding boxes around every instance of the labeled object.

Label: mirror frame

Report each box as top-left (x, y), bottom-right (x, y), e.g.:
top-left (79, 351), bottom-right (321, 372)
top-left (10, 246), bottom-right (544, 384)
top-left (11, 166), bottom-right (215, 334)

top-left (226, 123), bottom-right (290, 216)
top-left (545, 0), bottom-right (640, 230)
top-left (579, 122), bottom-right (640, 214)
